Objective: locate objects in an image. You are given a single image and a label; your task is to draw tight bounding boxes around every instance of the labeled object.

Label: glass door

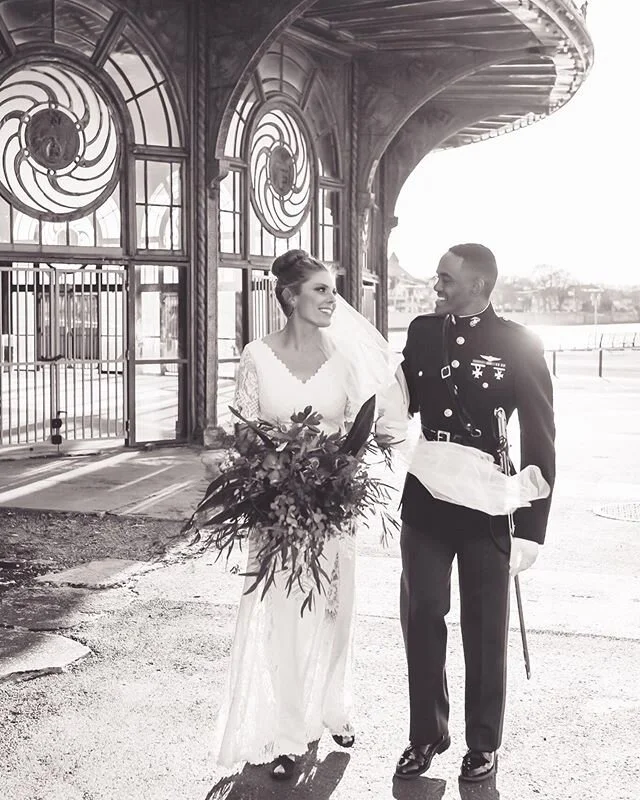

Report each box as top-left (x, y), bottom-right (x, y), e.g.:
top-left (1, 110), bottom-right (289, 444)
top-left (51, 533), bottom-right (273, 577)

top-left (130, 264), bottom-right (188, 443)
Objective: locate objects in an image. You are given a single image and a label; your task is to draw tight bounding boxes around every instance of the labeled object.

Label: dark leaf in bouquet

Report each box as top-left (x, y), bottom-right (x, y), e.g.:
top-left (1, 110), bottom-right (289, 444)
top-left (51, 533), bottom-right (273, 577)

top-left (339, 395), bottom-right (376, 457)
top-left (259, 564), bottom-right (278, 600)
top-left (291, 406), bottom-right (322, 426)
top-left (290, 568), bottom-right (307, 598)
top-left (197, 499), bottom-right (252, 528)
top-left (291, 406), bottom-right (313, 423)
top-left (380, 512), bottom-right (400, 548)
top-left (184, 479), bottom-right (244, 524)
top-left (180, 472), bottom-right (233, 533)
top-left (241, 558), bottom-right (279, 601)
top-left (196, 474), bottom-right (236, 509)
top-left (311, 560), bottom-right (331, 594)
top-left (229, 406), bottom-right (276, 448)
top-left (180, 515), bottom-right (196, 535)
top-left (300, 592), bottom-right (314, 617)
top-left (242, 566), bottom-right (268, 598)
top-left (201, 472), bottom-right (228, 499)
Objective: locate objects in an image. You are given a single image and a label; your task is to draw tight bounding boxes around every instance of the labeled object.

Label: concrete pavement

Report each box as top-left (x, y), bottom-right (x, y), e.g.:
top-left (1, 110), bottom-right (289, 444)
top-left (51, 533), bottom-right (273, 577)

top-left (0, 358), bottom-right (639, 799)
top-left (0, 446), bottom-right (208, 518)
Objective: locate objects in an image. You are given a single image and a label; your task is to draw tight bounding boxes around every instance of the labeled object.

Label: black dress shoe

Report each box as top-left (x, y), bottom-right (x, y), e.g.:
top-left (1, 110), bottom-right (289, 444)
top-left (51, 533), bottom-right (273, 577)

top-left (459, 750), bottom-right (497, 782)
top-left (394, 734), bottom-right (451, 779)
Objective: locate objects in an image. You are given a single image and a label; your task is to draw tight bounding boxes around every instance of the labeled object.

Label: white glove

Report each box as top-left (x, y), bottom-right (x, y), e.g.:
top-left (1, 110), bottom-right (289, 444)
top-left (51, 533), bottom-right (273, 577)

top-left (509, 538), bottom-right (539, 577)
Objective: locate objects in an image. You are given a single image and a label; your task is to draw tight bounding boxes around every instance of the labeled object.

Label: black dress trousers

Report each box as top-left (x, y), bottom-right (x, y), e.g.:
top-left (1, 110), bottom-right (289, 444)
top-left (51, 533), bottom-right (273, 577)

top-left (399, 492), bottom-right (511, 752)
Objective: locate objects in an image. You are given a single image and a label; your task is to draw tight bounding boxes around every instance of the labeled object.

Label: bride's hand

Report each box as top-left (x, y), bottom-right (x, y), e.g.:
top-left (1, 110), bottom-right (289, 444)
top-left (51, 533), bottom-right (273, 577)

top-left (201, 449), bottom-right (225, 479)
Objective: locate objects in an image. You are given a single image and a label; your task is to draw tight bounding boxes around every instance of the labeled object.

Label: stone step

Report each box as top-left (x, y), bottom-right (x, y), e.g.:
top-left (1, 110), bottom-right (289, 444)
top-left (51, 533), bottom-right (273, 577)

top-left (1, 586), bottom-right (135, 631)
top-left (35, 558), bottom-right (150, 589)
top-left (0, 629), bottom-right (91, 683)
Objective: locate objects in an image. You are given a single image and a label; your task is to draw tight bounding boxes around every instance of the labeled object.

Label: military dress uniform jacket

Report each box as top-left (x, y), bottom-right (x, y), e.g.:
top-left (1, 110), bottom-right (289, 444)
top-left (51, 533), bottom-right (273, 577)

top-left (400, 304), bottom-right (556, 544)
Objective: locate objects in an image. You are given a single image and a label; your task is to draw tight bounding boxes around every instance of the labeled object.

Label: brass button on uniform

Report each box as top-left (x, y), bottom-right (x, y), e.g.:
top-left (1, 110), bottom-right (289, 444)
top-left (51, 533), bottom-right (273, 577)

top-left (482, 382), bottom-right (489, 389)
top-left (452, 360), bottom-right (460, 368)
top-left (418, 370), bottom-right (423, 377)
top-left (443, 409), bottom-right (453, 418)
top-left (456, 336), bottom-right (465, 345)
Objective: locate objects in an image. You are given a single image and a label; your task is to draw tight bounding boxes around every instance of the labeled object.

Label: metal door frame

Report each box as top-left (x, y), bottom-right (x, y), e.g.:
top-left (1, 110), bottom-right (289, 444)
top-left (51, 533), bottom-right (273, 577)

top-left (127, 262), bottom-right (189, 446)
top-left (0, 260), bottom-right (129, 448)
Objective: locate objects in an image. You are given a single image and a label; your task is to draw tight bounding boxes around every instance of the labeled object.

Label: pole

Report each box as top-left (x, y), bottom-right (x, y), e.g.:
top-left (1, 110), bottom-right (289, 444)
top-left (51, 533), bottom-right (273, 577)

top-left (598, 348), bottom-right (603, 378)
top-left (494, 407), bottom-right (532, 679)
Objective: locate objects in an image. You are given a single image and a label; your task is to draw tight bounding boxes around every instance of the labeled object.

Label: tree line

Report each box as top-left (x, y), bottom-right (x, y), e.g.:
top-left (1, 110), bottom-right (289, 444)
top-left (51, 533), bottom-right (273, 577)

top-left (493, 265), bottom-right (640, 317)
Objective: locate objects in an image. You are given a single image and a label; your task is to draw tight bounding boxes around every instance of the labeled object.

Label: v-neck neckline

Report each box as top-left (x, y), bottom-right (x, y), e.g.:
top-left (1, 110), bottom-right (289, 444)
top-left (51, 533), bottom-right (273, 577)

top-left (257, 339), bottom-right (334, 386)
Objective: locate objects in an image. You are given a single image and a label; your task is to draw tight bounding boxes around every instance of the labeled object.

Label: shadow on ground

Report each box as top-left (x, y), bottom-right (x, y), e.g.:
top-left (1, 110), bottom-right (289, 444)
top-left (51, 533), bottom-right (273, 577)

top-left (205, 743), bottom-right (350, 799)
top-left (0, 507), bottom-right (182, 671)
top-left (392, 775), bottom-right (446, 799)
top-left (390, 773), bottom-right (500, 800)
top-left (457, 774), bottom-right (500, 800)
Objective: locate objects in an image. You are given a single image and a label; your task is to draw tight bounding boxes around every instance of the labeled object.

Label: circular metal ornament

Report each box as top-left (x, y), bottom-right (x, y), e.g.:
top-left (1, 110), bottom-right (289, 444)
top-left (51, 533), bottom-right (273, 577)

top-left (24, 107), bottom-right (83, 173)
top-left (249, 108), bottom-right (313, 237)
top-left (268, 145), bottom-right (295, 197)
top-left (0, 62), bottom-right (120, 221)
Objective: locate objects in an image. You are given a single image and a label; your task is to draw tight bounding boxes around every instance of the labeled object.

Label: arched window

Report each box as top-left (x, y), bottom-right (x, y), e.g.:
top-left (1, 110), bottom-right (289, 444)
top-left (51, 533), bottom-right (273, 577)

top-left (217, 39), bottom-right (343, 424)
top-left (0, 0), bottom-right (188, 449)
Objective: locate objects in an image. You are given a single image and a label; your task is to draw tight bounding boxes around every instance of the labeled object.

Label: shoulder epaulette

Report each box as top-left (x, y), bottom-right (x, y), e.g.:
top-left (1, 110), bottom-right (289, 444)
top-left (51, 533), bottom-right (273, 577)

top-left (497, 316), bottom-right (534, 335)
top-left (497, 315), bottom-right (525, 329)
top-left (497, 316), bottom-right (543, 347)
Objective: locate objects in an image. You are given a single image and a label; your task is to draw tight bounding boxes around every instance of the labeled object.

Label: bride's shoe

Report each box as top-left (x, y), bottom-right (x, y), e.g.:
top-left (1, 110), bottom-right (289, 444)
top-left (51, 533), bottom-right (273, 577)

top-left (269, 755), bottom-right (296, 780)
top-left (332, 732), bottom-right (355, 748)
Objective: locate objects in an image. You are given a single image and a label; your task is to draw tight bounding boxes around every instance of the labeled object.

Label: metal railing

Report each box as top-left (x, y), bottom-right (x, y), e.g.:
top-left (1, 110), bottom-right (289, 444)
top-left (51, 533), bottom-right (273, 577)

top-left (547, 337), bottom-right (640, 378)
top-left (592, 332), bottom-right (638, 350)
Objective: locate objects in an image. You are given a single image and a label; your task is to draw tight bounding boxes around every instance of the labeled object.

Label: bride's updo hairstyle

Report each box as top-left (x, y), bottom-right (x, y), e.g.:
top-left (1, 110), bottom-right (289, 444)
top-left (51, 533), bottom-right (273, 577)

top-left (271, 249), bottom-right (328, 316)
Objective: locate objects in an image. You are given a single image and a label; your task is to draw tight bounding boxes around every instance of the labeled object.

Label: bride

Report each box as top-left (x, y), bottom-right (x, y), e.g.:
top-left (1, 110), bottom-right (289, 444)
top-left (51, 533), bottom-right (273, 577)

top-left (214, 249), bottom-right (384, 780)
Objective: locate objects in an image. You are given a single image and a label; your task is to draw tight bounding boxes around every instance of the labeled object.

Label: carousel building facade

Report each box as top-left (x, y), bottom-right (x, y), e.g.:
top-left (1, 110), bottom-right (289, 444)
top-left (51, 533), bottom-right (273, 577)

top-left (0, 0), bottom-right (592, 452)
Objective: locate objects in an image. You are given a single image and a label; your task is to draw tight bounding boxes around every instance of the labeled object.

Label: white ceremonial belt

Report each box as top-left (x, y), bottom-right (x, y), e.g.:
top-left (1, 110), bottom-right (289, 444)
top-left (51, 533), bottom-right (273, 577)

top-left (408, 438), bottom-right (550, 516)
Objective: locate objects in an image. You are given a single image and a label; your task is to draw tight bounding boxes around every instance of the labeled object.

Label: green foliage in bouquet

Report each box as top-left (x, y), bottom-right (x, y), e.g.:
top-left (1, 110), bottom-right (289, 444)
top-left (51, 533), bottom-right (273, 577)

top-left (183, 396), bottom-right (399, 615)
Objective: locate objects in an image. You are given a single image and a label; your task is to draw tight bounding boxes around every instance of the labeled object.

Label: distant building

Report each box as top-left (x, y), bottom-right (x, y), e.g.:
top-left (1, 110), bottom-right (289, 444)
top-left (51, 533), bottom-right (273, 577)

top-left (388, 253), bottom-right (434, 316)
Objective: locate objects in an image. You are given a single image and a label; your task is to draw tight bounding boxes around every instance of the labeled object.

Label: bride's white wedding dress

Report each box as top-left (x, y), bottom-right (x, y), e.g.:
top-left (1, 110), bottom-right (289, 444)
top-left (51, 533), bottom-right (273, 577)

top-left (214, 338), bottom-right (357, 771)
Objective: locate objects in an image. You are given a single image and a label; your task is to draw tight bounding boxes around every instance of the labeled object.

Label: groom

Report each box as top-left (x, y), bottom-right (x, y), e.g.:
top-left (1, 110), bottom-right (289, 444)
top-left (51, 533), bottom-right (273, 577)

top-left (394, 243), bottom-right (555, 782)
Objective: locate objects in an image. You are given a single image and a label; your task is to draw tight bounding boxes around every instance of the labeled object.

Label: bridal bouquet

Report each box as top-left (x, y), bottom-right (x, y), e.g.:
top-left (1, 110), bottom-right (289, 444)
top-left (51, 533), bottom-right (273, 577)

top-left (182, 397), bottom-right (398, 615)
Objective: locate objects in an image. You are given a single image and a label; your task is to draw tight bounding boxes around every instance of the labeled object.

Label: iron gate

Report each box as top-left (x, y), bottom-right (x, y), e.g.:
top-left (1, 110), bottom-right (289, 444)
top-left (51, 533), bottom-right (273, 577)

top-left (0, 263), bottom-right (127, 447)
top-left (251, 270), bottom-right (283, 339)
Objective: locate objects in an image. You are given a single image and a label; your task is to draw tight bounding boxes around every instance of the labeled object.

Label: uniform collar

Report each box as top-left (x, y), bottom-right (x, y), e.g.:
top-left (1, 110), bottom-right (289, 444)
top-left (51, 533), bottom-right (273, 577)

top-left (450, 303), bottom-right (496, 330)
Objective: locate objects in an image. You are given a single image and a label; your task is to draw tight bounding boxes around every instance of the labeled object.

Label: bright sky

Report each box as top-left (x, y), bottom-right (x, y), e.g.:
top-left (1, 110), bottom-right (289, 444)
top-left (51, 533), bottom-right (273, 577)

top-left (389, 1), bottom-right (638, 287)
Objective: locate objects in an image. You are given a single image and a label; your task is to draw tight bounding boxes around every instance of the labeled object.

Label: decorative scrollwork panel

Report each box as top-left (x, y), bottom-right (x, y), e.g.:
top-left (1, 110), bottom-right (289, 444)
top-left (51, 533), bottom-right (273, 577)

top-left (249, 108), bottom-right (313, 238)
top-left (0, 62), bottom-right (120, 221)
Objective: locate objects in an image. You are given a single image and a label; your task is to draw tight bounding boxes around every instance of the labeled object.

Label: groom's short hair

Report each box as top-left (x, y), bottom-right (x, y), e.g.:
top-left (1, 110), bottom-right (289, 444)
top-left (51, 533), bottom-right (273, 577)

top-left (449, 243), bottom-right (498, 297)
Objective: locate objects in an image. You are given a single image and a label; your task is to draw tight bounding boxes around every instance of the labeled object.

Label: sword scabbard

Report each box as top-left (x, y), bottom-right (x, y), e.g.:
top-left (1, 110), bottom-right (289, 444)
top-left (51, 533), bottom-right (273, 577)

top-left (494, 407), bottom-right (532, 680)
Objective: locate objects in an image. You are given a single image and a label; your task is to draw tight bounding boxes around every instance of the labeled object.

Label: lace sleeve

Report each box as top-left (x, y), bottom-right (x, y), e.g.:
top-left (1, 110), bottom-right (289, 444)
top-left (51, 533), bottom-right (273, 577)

top-left (341, 351), bottom-right (358, 426)
top-left (344, 395), bottom-right (357, 426)
top-left (234, 344), bottom-right (260, 419)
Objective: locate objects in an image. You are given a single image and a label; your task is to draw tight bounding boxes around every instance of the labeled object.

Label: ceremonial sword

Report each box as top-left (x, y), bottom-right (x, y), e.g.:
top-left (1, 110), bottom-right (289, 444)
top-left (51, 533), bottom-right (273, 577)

top-left (494, 407), bottom-right (532, 680)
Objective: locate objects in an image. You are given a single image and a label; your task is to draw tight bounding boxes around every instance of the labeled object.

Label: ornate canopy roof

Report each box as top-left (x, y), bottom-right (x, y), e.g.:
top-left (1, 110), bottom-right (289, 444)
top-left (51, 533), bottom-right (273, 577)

top-left (293, 0), bottom-right (593, 150)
